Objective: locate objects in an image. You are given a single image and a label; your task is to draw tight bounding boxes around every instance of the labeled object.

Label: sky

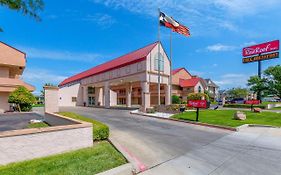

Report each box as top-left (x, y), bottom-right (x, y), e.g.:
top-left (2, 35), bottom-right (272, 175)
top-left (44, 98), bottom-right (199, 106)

top-left (1, 0), bottom-right (281, 95)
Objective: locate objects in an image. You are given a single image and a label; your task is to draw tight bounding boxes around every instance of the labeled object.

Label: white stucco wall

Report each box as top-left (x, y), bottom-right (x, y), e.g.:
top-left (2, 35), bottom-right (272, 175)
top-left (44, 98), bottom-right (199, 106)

top-left (59, 83), bottom-right (80, 107)
top-left (194, 82), bottom-right (205, 93)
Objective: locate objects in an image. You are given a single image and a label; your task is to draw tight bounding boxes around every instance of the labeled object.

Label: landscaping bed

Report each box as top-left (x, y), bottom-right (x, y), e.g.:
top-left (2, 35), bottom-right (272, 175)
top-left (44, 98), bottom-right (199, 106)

top-left (0, 141), bottom-right (127, 175)
top-left (223, 104), bottom-right (267, 109)
top-left (172, 109), bottom-right (281, 128)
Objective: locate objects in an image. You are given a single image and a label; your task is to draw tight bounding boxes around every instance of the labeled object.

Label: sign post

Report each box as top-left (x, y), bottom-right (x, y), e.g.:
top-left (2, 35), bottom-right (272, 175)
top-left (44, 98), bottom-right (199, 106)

top-left (187, 100), bottom-right (207, 122)
top-left (242, 40), bottom-right (280, 100)
top-left (245, 100), bottom-right (260, 111)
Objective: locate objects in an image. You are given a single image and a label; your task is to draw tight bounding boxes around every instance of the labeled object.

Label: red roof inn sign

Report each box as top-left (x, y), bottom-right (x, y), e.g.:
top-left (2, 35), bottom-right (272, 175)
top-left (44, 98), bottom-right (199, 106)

top-left (242, 40), bottom-right (279, 63)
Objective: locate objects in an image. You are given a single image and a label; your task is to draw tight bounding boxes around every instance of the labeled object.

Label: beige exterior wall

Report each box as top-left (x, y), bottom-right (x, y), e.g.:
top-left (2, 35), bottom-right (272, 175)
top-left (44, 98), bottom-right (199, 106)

top-left (58, 83), bottom-right (81, 107)
top-left (194, 82), bottom-right (205, 93)
top-left (0, 42), bottom-right (25, 68)
top-left (44, 86), bottom-right (59, 113)
top-left (0, 67), bottom-right (9, 78)
top-left (172, 69), bottom-right (192, 85)
top-left (0, 92), bottom-right (10, 113)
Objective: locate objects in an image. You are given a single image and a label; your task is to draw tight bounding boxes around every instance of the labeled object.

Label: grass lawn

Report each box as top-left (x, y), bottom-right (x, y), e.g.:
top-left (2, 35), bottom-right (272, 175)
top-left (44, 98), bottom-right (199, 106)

top-left (0, 141), bottom-right (127, 175)
top-left (27, 122), bottom-right (49, 128)
top-left (172, 109), bottom-right (281, 128)
top-left (32, 104), bottom-right (44, 107)
top-left (272, 106), bottom-right (281, 110)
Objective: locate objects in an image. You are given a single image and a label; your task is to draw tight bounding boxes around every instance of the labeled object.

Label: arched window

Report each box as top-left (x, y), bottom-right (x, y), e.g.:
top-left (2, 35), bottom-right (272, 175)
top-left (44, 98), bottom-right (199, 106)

top-left (154, 52), bottom-right (164, 71)
top-left (198, 86), bottom-right (202, 93)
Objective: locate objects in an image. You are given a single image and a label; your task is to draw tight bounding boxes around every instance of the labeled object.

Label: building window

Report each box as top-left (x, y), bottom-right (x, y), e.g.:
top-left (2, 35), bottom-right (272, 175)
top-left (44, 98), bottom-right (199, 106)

top-left (88, 87), bottom-right (95, 94)
top-left (154, 52), bottom-right (164, 71)
top-left (72, 97), bottom-right (77, 102)
top-left (198, 86), bottom-right (202, 93)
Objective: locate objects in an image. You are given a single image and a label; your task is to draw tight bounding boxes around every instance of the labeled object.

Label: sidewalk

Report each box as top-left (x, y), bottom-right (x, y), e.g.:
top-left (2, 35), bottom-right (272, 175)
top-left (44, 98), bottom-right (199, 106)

top-left (140, 126), bottom-right (281, 175)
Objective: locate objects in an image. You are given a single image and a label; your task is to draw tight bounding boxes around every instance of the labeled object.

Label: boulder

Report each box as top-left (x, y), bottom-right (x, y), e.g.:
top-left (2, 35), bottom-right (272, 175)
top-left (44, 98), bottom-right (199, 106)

top-left (253, 108), bottom-right (262, 113)
top-left (233, 111), bottom-right (246, 120)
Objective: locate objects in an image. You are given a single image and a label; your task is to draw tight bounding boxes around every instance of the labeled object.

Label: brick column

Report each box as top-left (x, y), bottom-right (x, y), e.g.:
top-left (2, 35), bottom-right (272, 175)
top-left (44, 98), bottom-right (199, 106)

top-left (44, 86), bottom-right (59, 113)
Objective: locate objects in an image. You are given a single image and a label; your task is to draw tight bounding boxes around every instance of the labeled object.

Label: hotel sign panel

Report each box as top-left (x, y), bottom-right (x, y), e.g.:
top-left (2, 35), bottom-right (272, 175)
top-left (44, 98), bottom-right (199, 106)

top-left (242, 40), bottom-right (279, 63)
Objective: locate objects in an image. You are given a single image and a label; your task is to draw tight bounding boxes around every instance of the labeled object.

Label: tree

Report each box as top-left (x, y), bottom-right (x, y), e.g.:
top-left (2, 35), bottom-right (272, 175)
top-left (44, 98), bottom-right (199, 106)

top-left (227, 87), bottom-right (248, 99)
top-left (247, 76), bottom-right (267, 98)
top-left (0, 0), bottom-right (44, 32)
top-left (172, 95), bottom-right (180, 104)
top-left (8, 86), bottom-right (36, 112)
top-left (263, 65), bottom-right (281, 98)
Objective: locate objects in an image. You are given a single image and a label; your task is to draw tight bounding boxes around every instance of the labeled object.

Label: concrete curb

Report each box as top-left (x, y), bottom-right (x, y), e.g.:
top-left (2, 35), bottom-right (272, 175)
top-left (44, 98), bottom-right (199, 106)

top-left (96, 163), bottom-right (133, 175)
top-left (130, 111), bottom-right (237, 132)
top-left (109, 138), bottom-right (138, 174)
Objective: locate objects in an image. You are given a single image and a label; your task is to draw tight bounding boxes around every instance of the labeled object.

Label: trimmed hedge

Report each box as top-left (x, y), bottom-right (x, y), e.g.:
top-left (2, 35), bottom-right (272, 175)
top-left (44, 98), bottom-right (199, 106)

top-left (223, 104), bottom-right (266, 109)
top-left (58, 112), bottom-right (109, 141)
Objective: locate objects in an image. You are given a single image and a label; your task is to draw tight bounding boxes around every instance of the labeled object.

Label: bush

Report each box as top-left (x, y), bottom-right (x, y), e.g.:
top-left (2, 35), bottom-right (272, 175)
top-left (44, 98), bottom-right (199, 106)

top-left (58, 112), bottom-right (109, 141)
top-left (172, 95), bottom-right (181, 104)
top-left (8, 86), bottom-right (36, 112)
top-left (223, 104), bottom-right (266, 109)
top-left (187, 93), bottom-right (209, 101)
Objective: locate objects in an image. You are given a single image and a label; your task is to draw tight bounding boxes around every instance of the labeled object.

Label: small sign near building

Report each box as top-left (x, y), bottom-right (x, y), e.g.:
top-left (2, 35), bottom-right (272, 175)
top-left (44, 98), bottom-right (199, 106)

top-left (187, 100), bottom-right (207, 121)
top-left (187, 100), bottom-right (207, 108)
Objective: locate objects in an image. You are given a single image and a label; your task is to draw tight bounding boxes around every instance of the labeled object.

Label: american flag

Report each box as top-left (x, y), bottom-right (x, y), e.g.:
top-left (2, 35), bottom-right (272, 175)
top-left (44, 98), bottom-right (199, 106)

top-left (159, 11), bottom-right (190, 37)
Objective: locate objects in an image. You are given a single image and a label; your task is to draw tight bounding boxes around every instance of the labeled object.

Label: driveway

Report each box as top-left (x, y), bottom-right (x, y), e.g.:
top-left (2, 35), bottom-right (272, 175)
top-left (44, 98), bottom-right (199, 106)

top-left (60, 107), bottom-right (230, 172)
top-left (0, 113), bottom-right (43, 131)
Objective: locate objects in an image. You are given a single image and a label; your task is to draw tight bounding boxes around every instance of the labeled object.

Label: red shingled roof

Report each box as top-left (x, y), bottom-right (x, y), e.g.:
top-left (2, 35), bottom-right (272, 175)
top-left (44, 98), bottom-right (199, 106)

top-left (179, 78), bottom-right (201, 87)
top-left (172, 67), bottom-right (192, 76)
top-left (59, 41), bottom-right (159, 86)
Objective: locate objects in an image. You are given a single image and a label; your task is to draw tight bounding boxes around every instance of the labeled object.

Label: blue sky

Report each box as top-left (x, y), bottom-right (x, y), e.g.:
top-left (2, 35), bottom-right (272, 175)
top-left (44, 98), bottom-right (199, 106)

top-left (1, 0), bottom-right (281, 94)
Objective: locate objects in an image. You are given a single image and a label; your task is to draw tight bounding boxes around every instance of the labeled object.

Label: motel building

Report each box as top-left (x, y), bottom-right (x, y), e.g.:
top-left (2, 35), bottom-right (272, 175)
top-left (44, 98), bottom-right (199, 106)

top-left (0, 42), bottom-right (35, 113)
top-left (58, 42), bottom-right (171, 111)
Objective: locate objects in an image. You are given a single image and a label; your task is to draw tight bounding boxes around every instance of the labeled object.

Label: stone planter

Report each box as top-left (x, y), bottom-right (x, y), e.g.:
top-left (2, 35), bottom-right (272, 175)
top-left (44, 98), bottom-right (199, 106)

top-left (233, 111), bottom-right (246, 120)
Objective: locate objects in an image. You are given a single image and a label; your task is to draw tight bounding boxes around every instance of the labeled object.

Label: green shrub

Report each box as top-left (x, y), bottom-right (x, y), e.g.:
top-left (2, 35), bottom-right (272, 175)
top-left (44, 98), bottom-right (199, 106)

top-left (8, 86), bottom-right (36, 112)
top-left (187, 93), bottom-right (209, 101)
top-left (58, 112), bottom-right (109, 141)
top-left (223, 104), bottom-right (266, 109)
top-left (172, 95), bottom-right (181, 104)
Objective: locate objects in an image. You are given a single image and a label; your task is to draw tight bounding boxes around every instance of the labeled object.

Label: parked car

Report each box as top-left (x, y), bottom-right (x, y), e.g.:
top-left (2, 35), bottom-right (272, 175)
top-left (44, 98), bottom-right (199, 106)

top-left (230, 98), bottom-right (245, 104)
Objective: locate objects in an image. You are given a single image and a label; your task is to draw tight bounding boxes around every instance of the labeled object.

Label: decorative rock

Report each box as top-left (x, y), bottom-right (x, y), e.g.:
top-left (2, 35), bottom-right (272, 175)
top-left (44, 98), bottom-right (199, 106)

top-left (253, 108), bottom-right (262, 113)
top-left (233, 111), bottom-right (246, 120)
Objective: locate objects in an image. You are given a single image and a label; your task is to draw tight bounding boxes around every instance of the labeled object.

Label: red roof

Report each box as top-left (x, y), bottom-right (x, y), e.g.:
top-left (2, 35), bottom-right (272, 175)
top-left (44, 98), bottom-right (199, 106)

top-left (172, 67), bottom-right (192, 76)
top-left (59, 41), bottom-right (158, 86)
top-left (179, 78), bottom-right (201, 87)
top-left (172, 68), bottom-right (184, 75)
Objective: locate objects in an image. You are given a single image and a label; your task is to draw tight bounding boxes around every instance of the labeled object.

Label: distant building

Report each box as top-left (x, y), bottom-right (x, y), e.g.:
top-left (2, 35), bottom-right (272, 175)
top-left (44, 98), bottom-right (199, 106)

top-left (203, 78), bottom-right (219, 100)
top-left (172, 68), bottom-right (206, 101)
top-left (0, 42), bottom-right (35, 113)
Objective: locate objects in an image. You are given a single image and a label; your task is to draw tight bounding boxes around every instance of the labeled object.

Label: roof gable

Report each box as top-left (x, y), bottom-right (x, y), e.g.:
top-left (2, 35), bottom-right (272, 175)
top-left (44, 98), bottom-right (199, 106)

top-left (172, 67), bottom-right (192, 77)
top-left (0, 41), bottom-right (26, 67)
top-left (179, 78), bottom-right (200, 87)
top-left (59, 41), bottom-right (158, 86)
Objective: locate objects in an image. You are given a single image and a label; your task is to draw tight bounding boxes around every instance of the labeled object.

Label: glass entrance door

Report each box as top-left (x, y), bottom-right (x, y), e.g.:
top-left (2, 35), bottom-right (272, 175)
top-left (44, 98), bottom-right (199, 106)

top-left (88, 96), bottom-right (95, 106)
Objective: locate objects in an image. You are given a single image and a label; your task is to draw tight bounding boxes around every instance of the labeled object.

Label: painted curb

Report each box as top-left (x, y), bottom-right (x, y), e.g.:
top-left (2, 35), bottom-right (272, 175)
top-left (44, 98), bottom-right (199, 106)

top-left (96, 163), bottom-right (133, 175)
top-left (130, 111), bottom-right (237, 131)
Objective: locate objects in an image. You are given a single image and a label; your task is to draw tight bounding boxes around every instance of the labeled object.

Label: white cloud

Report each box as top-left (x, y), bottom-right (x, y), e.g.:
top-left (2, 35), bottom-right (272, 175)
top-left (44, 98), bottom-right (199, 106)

top-left (206, 43), bottom-right (236, 52)
top-left (17, 46), bottom-right (104, 62)
top-left (91, 0), bottom-right (281, 34)
top-left (82, 13), bottom-right (116, 27)
top-left (22, 68), bottom-right (67, 86)
top-left (214, 73), bottom-right (252, 88)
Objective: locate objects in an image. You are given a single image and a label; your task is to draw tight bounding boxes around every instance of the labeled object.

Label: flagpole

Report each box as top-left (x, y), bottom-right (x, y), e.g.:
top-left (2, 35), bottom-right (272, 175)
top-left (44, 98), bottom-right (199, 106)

top-left (157, 8), bottom-right (161, 106)
top-left (170, 29), bottom-right (172, 105)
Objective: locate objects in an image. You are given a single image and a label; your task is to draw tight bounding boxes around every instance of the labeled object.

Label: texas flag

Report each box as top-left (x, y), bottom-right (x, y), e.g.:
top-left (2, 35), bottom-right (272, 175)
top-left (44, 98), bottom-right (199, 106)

top-left (159, 11), bottom-right (190, 37)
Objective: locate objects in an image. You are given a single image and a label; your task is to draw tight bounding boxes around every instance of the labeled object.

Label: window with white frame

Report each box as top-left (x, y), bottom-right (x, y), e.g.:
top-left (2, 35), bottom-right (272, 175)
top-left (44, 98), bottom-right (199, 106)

top-left (154, 52), bottom-right (164, 71)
